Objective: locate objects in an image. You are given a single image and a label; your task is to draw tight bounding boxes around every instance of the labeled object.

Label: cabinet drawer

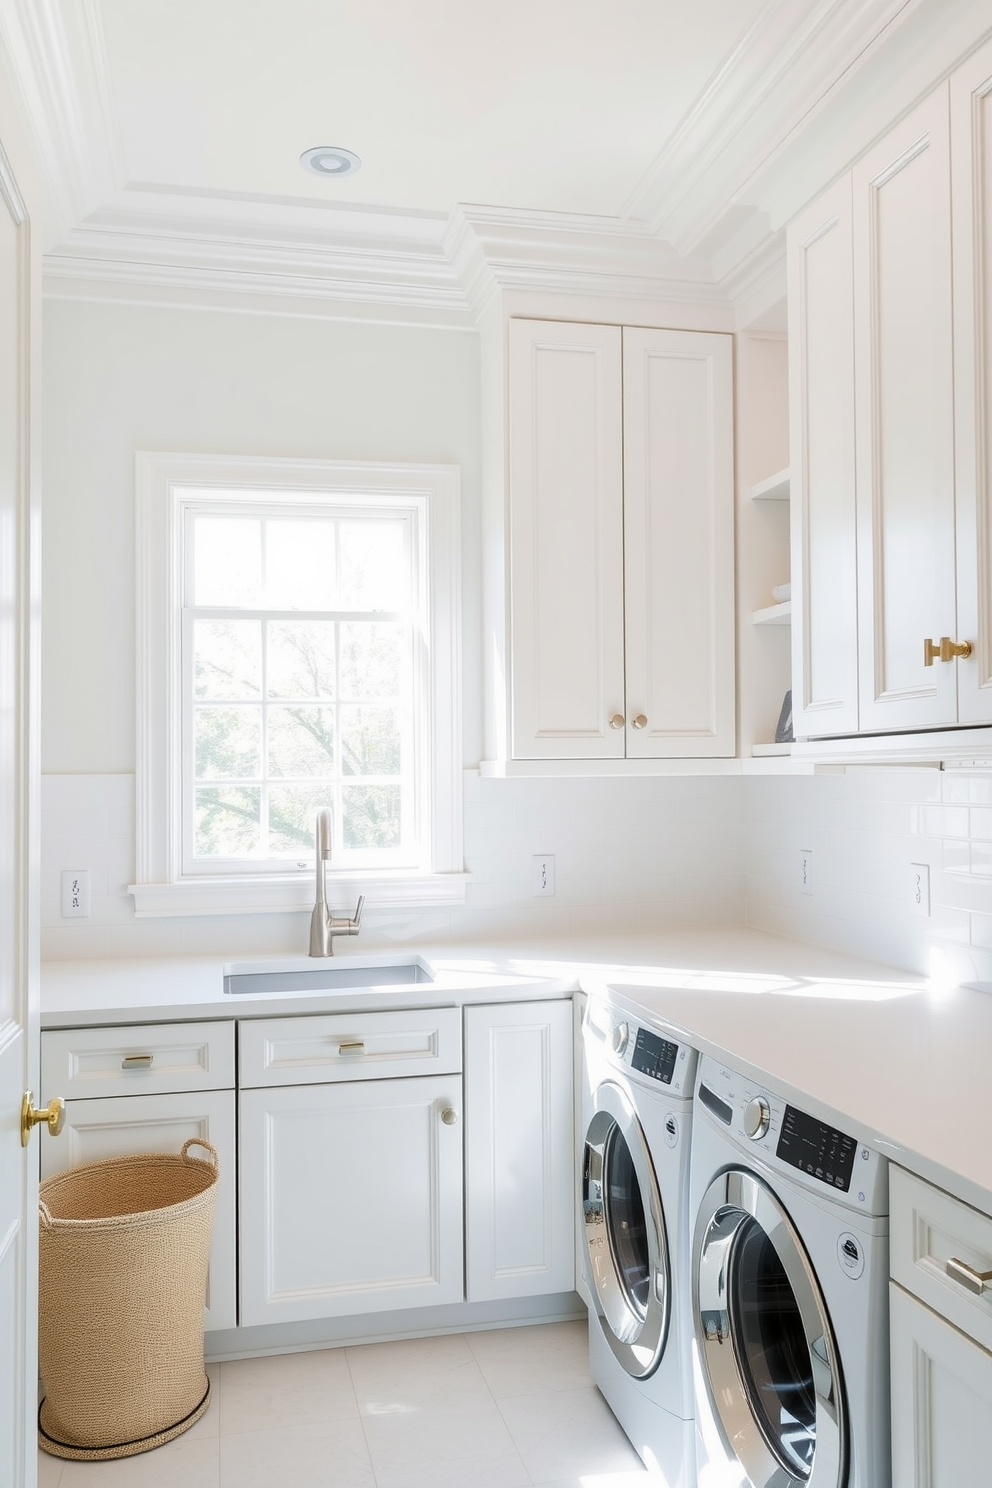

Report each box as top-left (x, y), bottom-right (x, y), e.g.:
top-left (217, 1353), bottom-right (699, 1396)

top-left (891, 1164), bottom-right (992, 1352)
top-left (41, 1021), bottom-right (235, 1102)
top-left (239, 1007), bottom-right (462, 1088)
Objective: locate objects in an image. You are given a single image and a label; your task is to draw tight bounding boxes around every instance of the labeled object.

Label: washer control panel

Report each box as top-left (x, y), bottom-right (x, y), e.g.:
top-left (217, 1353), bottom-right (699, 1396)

top-left (584, 995), bottom-right (697, 1098)
top-left (695, 1054), bottom-right (888, 1216)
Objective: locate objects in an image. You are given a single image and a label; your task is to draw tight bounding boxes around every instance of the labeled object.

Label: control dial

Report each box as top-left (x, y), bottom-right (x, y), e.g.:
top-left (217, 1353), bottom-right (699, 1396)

top-left (743, 1096), bottom-right (771, 1140)
top-left (611, 1022), bottom-right (630, 1056)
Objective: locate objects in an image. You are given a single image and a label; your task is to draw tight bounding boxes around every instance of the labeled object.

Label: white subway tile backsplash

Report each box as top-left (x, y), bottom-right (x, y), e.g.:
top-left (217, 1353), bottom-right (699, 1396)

top-left (42, 765), bottom-right (992, 984)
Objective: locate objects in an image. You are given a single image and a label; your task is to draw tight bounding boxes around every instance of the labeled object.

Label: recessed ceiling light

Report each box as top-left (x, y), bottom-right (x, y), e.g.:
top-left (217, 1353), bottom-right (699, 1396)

top-left (300, 146), bottom-right (361, 179)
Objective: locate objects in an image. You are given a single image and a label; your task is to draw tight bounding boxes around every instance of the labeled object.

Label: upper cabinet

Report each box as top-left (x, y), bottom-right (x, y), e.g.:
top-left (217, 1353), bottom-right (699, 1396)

top-left (789, 41), bottom-right (992, 747)
top-left (503, 317), bottom-right (735, 763)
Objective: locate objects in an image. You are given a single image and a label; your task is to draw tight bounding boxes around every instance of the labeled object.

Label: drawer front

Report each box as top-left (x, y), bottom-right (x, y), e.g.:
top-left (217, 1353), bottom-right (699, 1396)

top-left (41, 1021), bottom-right (235, 1101)
top-left (239, 1007), bottom-right (462, 1088)
top-left (891, 1164), bottom-right (992, 1352)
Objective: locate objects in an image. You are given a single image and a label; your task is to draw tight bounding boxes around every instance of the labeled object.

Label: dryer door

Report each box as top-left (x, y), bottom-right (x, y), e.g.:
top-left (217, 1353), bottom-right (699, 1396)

top-left (693, 1167), bottom-right (846, 1488)
top-left (582, 1079), bottom-right (670, 1380)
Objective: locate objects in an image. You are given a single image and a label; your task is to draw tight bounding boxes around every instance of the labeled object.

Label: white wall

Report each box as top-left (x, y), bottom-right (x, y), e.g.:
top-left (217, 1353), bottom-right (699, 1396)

top-left (42, 298), bottom-right (483, 771)
top-left (745, 768), bottom-right (992, 986)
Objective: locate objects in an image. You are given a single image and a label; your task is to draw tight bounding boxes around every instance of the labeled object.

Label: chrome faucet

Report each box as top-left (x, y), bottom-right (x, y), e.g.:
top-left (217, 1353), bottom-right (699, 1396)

top-left (308, 808), bottom-right (364, 956)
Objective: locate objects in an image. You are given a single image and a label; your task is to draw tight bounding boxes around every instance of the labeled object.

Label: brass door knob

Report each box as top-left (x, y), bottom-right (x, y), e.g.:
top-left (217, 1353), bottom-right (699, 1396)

top-left (21, 1091), bottom-right (65, 1147)
top-left (608, 714), bottom-right (625, 729)
top-left (923, 637), bottom-right (941, 667)
top-left (631, 714), bottom-right (647, 729)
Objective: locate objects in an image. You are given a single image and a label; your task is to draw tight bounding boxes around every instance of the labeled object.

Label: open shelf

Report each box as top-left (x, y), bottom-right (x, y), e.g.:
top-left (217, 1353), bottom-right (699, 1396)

top-left (750, 468), bottom-right (790, 501)
top-left (752, 600), bottom-right (791, 626)
top-left (751, 742), bottom-right (792, 757)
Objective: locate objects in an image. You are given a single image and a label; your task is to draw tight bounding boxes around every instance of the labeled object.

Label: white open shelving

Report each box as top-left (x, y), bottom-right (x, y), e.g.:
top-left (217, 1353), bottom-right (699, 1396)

top-left (750, 467), bottom-right (790, 501)
top-left (752, 599), bottom-right (791, 626)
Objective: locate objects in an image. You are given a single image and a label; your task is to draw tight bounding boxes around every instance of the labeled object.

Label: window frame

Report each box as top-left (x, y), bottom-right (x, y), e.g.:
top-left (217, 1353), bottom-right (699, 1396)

top-left (133, 452), bottom-right (465, 918)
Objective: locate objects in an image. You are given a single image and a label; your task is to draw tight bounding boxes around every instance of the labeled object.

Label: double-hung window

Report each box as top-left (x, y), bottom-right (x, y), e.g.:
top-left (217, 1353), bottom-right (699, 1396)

top-left (133, 454), bottom-right (464, 917)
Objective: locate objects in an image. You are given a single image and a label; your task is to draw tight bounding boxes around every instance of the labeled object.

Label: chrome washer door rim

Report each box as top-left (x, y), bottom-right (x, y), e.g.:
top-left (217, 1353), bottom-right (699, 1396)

top-left (692, 1168), bottom-right (846, 1488)
top-left (583, 1079), bottom-right (670, 1380)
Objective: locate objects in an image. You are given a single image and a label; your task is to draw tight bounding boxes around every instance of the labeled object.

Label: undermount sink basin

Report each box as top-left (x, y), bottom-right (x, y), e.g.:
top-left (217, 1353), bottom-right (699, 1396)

top-left (223, 957), bottom-right (435, 996)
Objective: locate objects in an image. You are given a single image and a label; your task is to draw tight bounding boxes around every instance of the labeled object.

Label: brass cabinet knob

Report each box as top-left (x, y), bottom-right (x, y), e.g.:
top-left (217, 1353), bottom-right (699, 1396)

top-left (440, 1107), bottom-right (458, 1126)
top-left (631, 714), bottom-right (647, 729)
top-left (924, 636), bottom-right (973, 666)
top-left (21, 1091), bottom-right (65, 1148)
top-left (608, 714), bottom-right (625, 729)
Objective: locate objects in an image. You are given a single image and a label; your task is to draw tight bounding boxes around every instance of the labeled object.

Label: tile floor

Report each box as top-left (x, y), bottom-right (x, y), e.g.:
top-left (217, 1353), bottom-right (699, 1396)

top-left (37, 1320), bottom-right (651, 1488)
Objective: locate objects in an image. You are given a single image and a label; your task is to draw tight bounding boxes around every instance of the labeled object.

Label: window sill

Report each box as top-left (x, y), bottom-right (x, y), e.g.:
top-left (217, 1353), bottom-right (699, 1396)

top-left (128, 871), bottom-right (470, 919)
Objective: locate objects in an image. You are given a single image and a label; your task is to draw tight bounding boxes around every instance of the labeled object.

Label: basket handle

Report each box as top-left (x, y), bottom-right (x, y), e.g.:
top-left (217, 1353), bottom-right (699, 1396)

top-left (38, 1199), bottom-right (53, 1229)
top-left (181, 1138), bottom-right (219, 1167)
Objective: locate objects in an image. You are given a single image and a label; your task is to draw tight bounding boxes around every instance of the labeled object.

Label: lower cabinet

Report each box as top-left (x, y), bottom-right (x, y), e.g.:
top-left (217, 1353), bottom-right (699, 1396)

top-left (464, 1000), bottom-right (574, 1301)
top-left (239, 1073), bottom-right (465, 1327)
top-left (890, 1164), bottom-right (992, 1482)
top-left (41, 996), bottom-right (575, 1342)
top-left (40, 1020), bottom-right (237, 1331)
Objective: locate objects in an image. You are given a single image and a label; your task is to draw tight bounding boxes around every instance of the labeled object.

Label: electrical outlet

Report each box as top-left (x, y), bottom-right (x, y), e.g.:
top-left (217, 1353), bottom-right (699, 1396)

top-left (799, 849), bottom-right (815, 896)
top-left (61, 869), bottom-right (91, 918)
top-left (910, 862), bottom-right (931, 918)
top-left (531, 854), bottom-right (556, 897)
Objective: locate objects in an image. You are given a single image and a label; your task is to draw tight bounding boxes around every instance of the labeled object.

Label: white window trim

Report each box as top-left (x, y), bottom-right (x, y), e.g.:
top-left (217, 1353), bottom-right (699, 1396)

top-left (132, 452), bottom-right (466, 918)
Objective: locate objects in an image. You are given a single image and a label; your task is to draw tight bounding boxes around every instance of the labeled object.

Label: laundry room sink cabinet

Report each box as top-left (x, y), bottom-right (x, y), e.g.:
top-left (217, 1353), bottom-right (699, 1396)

top-left (237, 998), bottom-right (575, 1328)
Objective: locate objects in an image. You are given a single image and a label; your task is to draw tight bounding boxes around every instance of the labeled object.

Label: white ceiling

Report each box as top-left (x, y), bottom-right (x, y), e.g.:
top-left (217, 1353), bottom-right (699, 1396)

top-left (0, 0), bottom-right (947, 323)
top-left (99, 0), bottom-right (768, 219)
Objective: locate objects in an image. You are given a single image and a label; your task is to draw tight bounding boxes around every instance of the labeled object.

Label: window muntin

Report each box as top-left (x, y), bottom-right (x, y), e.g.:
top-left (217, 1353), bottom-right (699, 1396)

top-left (181, 500), bottom-right (420, 875)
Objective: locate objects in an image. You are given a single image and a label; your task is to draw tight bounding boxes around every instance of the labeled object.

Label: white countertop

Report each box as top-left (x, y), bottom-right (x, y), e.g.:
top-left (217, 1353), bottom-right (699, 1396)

top-left (42, 927), bottom-right (991, 1216)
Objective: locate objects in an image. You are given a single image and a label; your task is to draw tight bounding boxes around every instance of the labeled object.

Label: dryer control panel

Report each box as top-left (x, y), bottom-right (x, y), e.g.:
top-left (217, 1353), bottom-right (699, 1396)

top-left (584, 995), bottom-right (697, 1098)
top-left (695, 1054), bottom-right (888, 1217)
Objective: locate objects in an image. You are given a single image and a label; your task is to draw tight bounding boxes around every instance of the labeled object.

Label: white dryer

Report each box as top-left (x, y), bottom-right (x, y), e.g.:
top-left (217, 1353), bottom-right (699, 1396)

top-left (580, 991), bottom-right (697, 1487)
top-left (689, 1054), bottom-right (890, 1488)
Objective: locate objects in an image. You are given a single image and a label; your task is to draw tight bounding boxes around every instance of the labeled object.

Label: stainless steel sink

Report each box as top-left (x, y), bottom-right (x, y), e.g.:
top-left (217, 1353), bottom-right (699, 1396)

top-left (223, 958), bottom-right (435, 996)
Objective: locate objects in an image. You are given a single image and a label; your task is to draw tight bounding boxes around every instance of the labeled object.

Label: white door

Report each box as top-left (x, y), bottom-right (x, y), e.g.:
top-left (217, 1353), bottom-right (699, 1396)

top-left (508, 318), bottom-right (625, 759)
top-left (622, 327), bottom-right (735, 757)
top-left (788, 175), bottom-right (859, 739)
top-left (239, 1073), bottom-right (464, 1327)
top-left (0, 135), bottom-right (42, 1488)
top-left (854, 88), bottom-right (958, 733)
top-left (890, 1282), bottom-right (992, 1485)
top-left (42, 1091), bottom-right (238, 1332)
top-left (464, 1000), bottom-right (573, 1302)
top-left (952, 37), bottom-right (992, 727)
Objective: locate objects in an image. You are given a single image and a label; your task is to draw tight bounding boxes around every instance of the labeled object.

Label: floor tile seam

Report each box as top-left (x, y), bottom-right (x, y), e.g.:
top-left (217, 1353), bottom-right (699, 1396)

top-left (342, 1348), bottom-right (382, 1488)
top-left (489, 1391), bottom-right (542, 1487)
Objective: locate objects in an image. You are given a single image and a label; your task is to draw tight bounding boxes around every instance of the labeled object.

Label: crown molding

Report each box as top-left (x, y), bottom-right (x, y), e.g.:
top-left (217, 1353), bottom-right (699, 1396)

top-left (622, 0), bottom-right (919, 256)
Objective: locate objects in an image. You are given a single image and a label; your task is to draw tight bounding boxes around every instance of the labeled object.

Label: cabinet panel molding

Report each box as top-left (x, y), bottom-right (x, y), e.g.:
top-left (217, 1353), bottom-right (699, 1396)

top-left (464, 1000), bottom-right (574, 1302)
top-left (853, 87), bottom-right (958, 732)
top-left (622, 327), bottom-right (735, 757)
top-left (788, 177), bottom-right (859, 736)
top-left (508, 319), bottom-right (625, 759)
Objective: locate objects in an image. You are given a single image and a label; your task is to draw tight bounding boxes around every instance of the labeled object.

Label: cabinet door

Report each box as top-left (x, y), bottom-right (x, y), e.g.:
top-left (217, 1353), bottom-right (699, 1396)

top-left (464, 1000), bottom-right (573, 1302)
top-left (41, 1090), bottom-right (237, 1331)
top-left (854, 89), bottom-right (958, 732)
top-left (508, 319), bottom-right (625, 758)
top-left (239, 1073), bottom-right (463, 1326)
top-left (890, 1282), bottom-right (992, 1486)
top-left (952, 39), bottom-right (992, 726)
top-left (622, 328), bottom-right (735, 757)
top-left (788, 176), bottom-right (859, 738)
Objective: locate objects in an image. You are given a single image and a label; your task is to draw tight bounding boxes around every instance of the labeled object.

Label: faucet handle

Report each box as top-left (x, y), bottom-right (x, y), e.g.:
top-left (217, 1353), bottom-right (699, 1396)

top-left (351, 894), bottom-right (365, 929)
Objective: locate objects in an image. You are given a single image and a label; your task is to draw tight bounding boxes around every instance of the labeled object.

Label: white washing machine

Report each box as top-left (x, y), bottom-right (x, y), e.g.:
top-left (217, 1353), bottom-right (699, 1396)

top-left (580, 990), bottom-right (698, 1487)
top-left (689, 1054), bottom-right (890, 1488)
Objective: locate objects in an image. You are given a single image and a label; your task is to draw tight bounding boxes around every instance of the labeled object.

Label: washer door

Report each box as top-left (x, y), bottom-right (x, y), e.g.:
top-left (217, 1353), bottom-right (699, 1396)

top-left (693, 1168), bottom-right (846, 1488)
top-left (582, 1079), bottom-right (670, 1380)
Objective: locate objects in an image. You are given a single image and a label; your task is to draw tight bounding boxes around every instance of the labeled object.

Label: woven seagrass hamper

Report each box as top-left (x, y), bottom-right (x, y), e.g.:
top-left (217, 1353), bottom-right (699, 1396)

top-left (37, 1138), bottom-right (218, 1461)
